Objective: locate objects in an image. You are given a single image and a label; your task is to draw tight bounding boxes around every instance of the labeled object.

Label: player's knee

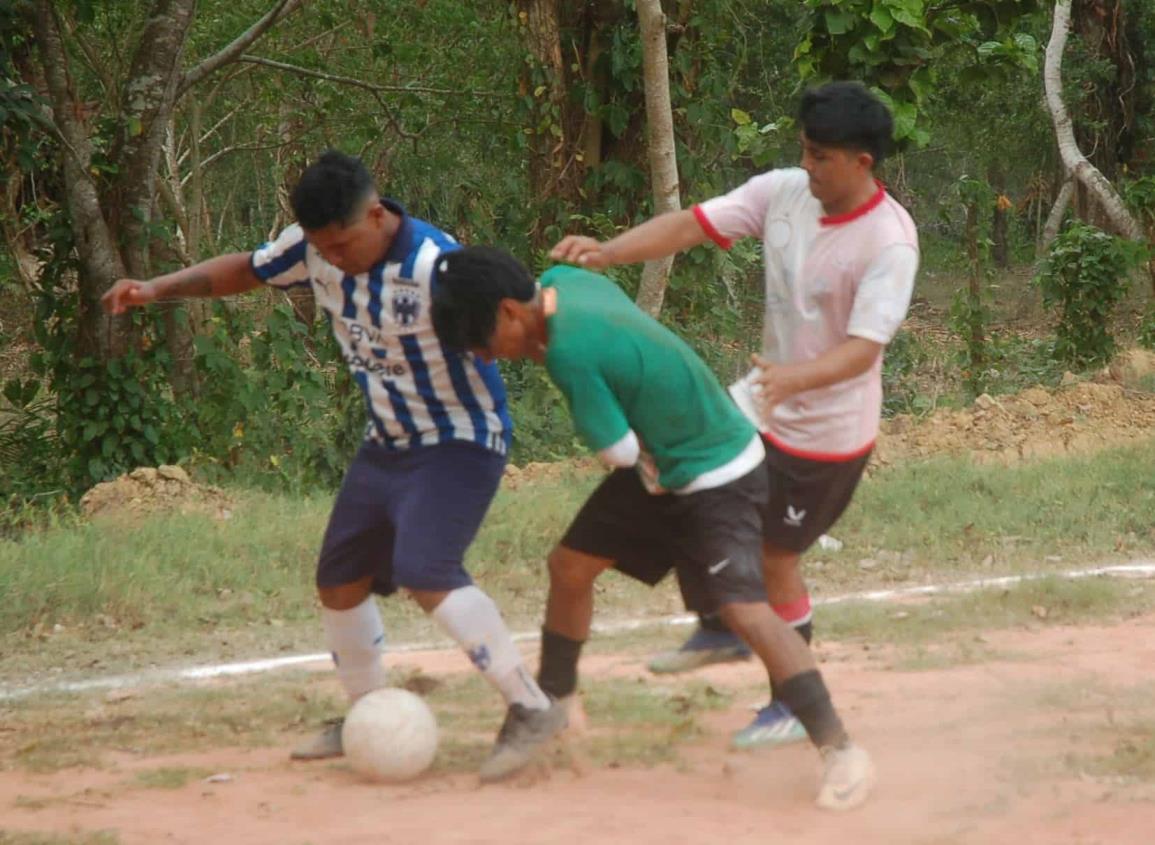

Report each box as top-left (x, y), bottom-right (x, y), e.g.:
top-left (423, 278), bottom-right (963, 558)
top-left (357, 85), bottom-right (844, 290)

top-left (318, 576), bottom-right (373, 610)
top-left (548, 545), bottom-right (601, 592)
top-left (716, 601), bottom-right (760, 640)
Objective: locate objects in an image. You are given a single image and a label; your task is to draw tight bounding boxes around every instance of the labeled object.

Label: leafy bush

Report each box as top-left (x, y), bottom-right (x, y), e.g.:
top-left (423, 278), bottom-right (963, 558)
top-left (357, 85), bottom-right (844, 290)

top-left (1035, 223), bottom-right (1147, 366)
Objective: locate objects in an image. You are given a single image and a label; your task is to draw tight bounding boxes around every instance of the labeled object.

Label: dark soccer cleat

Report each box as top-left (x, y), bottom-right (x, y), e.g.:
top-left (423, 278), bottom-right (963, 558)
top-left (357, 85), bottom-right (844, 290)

top-left (289, 717), bottom-right (345, 760)
top-left (647, 626), bottom-right (752, 674)
top-left (478, 699), bottom-right (569, 782)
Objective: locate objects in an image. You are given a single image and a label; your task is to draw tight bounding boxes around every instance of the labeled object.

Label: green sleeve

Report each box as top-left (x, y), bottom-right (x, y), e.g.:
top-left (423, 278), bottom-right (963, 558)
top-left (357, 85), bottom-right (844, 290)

top-left (548, 357), bottom-right (630, 452)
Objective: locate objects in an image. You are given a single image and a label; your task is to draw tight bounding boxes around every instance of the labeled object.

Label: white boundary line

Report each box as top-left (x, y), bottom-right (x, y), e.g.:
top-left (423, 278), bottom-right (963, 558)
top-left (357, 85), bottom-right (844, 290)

top-left (3, 562), bottom-right (1153, 703)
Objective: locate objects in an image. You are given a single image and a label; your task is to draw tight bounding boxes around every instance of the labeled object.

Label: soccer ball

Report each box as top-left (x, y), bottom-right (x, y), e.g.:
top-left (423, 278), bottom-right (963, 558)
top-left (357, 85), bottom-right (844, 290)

top-left (341, 688), bottom-right (439, 782)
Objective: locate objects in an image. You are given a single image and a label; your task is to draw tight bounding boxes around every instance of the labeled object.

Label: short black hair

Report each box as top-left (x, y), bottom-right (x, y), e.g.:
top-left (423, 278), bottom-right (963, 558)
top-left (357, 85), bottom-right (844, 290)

top-left (290, 150), bottom-right (376, 231)
top-left (432, 246), bottom-right (536, 350)
top-left (799, 82), bottom-right (893, 165)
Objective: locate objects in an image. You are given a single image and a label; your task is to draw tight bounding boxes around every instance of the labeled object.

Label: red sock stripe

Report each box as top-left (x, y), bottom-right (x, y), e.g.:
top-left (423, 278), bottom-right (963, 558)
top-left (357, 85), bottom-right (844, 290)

top-left (772, 596), bottom-right (813, 626)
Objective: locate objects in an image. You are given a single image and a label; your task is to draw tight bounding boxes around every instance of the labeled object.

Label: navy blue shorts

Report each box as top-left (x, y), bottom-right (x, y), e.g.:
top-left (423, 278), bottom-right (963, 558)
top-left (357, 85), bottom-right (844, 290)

top-left (316, 440), bottom-right (505, 596)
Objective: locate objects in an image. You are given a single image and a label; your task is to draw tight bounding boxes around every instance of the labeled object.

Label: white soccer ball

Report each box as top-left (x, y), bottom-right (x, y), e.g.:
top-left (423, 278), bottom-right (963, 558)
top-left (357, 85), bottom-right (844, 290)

top-left (341, 688), bottom-right (439, 782)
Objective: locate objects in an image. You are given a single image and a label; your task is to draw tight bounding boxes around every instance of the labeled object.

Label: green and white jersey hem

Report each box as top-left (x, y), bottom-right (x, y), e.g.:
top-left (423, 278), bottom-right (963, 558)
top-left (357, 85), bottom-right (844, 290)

top-left (674, 433), bottom-right (765, 495)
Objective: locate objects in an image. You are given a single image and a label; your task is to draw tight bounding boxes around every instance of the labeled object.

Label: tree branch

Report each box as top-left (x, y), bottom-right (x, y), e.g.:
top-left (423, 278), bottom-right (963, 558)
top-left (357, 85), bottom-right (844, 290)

top-left (1043, 0), bottom-right (1143, 241)
top-left (236, 54), bottom-right (512, 97)
top-left (178, 0), bottom-right (307, 97)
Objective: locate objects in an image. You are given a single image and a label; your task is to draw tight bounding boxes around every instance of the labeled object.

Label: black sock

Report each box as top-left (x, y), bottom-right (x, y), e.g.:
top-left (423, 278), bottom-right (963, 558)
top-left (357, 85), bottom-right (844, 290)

top-left (768, 622), bottom-right (812, 704)
top-left (698, 612), bottom-right (730, 634)
top-left (775, 670), bottom-right (849, 749)
top-left (537, 628), bottom-right (585, 699)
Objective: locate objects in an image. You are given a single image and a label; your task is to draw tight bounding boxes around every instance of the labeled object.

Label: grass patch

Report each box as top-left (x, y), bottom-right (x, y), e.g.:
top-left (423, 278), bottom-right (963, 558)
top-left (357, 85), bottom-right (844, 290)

top-left (1, 658), bottom-right (730, 776)
top-left (131, 766), bottom-right (211, 790)
top-left (592, 577), bottom-right (1155, 674)
top-left (819, 577), bottom-right (1155, 646)
top-left (0, 833), bottom-right (121, 845)
top-left (1, 675), bottom-right (341, 774)
top-left (418, 667), bottom-right (730, 773)
top-left (2, 439), bottom-right (1154, 682)
top-left (1078, 722), bottom-right (1155, 782)
top-left (580, 679), bottom-right (731, 767)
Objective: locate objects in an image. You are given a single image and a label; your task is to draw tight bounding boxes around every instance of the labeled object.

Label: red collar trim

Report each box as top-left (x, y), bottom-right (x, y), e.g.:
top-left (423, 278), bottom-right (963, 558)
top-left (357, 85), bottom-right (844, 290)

top-left (819, 180), bottom-right (886, 226)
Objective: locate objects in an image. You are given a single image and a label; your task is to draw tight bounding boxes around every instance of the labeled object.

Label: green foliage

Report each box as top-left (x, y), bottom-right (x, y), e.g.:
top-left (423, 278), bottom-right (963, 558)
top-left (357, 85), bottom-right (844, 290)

top-left (1035, 223), bottom-right (1147, 366)
top-left (501, 360), bottom-right (581, 464)
top-left (729, 109), bottom-right (795, 169)
top-left (948, 176), bottom-right (996, 395)
top-left (52, 353), bottom-right (187, 489)
top-left (882, 329), bottom-right (936, 415)
top-left (948, 283), bottom-right (992, 393)
top-left (796, 0), bottom-right (1044, 144)
top-left (1139, 307), bottom-right (1155, 352)
top-left (187, 301), bottom-right (361, 489)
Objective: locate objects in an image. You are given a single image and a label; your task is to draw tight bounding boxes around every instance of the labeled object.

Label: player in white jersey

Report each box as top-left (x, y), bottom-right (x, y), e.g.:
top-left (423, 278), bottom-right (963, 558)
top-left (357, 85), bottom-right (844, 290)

top-left (550, 82), bottom-right (919, 752)
top-left (102, 150), bottom-right (567, 782)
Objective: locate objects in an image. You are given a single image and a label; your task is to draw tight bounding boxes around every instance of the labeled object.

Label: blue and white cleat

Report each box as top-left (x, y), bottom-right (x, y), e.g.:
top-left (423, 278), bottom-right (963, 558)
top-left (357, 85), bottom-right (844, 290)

top-left (730, 701), bottom-right (808, 750)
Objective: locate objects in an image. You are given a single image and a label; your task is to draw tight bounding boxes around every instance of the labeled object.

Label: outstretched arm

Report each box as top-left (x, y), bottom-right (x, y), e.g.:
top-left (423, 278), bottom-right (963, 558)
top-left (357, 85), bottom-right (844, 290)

top-left (549, 209), bottom-right (709, 270)
top-left (101, 252), bottom-right (262, 314)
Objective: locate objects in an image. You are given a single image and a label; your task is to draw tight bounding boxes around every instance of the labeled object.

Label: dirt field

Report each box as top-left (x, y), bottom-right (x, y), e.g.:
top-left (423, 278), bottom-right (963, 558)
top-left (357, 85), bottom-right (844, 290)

top-left (3, 612), bottom-right (1154, 845)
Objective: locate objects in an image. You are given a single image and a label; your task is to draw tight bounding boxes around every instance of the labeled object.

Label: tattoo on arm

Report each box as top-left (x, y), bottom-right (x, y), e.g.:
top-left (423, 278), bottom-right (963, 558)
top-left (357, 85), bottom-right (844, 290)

top-left (162, 272), bottom-right (214, 299)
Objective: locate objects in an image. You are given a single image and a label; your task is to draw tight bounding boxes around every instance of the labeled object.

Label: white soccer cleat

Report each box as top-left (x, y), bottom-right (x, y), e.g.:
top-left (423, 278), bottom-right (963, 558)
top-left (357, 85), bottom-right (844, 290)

top-left (816, 743), bottom-right (876, 811)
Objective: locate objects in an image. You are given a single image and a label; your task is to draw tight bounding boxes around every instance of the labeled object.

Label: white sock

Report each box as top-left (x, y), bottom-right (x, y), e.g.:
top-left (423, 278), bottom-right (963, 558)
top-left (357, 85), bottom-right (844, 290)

top-left (431, 585), bottom-right (550, 710)
top-left (322, 596), bottom-right (387, 702)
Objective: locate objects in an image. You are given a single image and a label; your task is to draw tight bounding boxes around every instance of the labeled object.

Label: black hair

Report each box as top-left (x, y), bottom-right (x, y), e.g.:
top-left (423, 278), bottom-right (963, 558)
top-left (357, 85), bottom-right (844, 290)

top-left (432, 246), bottom-right (536, 350)
top-left (798, 81), bottom-right (894, 165)
top-left (290, 150), bottom-right (376, 231)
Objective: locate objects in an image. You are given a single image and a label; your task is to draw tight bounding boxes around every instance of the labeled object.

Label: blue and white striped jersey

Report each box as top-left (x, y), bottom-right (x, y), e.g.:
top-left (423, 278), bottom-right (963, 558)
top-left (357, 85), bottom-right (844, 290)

top-left (250, 199), bottom-right (511, 454)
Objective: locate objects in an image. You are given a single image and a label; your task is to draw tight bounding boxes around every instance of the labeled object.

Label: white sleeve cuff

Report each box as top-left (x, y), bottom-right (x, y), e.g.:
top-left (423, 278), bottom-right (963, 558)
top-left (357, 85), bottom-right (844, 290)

top-left (598, 430), bottom-right (640, 467)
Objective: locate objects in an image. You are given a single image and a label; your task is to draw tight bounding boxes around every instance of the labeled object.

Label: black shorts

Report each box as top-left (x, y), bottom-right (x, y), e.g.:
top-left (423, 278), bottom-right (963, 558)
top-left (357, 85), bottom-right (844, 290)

top-left (761, 436), bottom-right (870, 554)
top-left (560, 465), bottom-right (768, 612)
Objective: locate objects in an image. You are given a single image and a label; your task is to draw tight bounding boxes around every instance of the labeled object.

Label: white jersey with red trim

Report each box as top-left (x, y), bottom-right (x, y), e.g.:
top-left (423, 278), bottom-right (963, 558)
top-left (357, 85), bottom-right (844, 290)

top-left (695, 167), bottom-right (919, 459)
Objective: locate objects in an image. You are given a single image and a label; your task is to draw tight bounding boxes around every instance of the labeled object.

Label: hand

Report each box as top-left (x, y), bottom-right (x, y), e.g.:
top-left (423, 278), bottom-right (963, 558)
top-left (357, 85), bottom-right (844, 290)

top-left (102, 279), bottom-right (158, 314)
top-left (750, 353), bottom-right (807, 414)
top-left (549, 235), bottom-right (614, 270)
top-left (636, 447), bottom-right (666, 495)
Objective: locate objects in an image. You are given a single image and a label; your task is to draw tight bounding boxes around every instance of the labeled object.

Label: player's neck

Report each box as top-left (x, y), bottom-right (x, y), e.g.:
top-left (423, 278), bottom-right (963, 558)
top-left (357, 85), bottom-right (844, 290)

top-left (375, 208), bottom-right (401, 262)
top-left (822, 177), bottom-right (879, 218)
top-left (530, 287), bottom-right (556, 362)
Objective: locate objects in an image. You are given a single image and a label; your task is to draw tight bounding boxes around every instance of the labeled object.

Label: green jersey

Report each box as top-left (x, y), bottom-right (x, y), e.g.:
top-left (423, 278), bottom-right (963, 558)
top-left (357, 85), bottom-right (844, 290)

top-left (542, 265), bottom-right (760, 492)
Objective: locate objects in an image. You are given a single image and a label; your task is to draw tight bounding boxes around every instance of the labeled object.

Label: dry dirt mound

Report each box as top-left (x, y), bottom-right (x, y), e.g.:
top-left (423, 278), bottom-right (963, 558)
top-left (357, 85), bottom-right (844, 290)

top-left (503, 457), bottom-right (601, 489)
top-left (1109, 347), bottom-right (1155, 387)
top-left (79, 465), bottom-right (232, 520)
top-left (877, 379), bottom-right (1155, 466)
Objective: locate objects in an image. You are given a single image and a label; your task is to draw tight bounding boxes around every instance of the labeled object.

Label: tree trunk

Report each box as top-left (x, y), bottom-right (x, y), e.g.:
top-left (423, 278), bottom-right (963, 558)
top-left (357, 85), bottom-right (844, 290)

top-left (1040, 178), bottom-right (1075, 255)
top-left (1044, 0), bottom-right (1144, 241)
top-left (516, 0), bottom-right (577, 208)
top-left (109, 0), bottom-right (197, 279)
top-left (965, 200), bottom-right (984, 371)
top-left (1071, 0), bottom-right (1137, 179)
top-left (989, 163), bottom-right (1009, 268)
top-left (31, 0), bottom-right (129, 359)
top-left (635, 0), bottom-right (681, 317)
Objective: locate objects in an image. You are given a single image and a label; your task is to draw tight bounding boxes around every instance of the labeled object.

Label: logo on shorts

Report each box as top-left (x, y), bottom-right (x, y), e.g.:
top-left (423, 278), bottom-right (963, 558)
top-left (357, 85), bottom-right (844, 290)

top-left (708, 558), bottom-right (731, 575)
top-left (784, 506), bottom-right (807, 528)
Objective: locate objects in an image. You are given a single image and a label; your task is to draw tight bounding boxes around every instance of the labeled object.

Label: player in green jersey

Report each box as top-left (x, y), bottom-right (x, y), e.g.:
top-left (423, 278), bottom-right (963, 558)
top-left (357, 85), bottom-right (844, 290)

top-left (430, 245), bottom-right (875, 810)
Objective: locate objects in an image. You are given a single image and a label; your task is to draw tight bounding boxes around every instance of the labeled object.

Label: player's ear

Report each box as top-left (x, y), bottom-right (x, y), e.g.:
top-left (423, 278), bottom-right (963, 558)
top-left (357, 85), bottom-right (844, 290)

top-left (857, 150), bottom-right (875, 171)
top-left (364, 201), bottom-right (386, 227)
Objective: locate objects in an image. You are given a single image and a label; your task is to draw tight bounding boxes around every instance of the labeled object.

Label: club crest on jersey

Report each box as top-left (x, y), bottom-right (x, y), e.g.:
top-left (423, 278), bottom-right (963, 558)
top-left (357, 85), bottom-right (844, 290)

top-left (392, 287), bottom-right (422, 327)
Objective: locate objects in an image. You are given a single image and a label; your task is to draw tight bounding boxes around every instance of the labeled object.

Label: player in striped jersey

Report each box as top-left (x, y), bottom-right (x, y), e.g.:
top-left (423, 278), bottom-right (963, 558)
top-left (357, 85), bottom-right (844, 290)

top-left (101, 150), bottom-right (566, 782)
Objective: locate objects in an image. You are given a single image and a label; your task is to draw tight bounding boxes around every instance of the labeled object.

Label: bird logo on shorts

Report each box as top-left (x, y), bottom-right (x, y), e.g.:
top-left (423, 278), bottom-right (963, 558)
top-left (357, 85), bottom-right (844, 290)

top-left (784, 505), bottom-right (807, 528)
